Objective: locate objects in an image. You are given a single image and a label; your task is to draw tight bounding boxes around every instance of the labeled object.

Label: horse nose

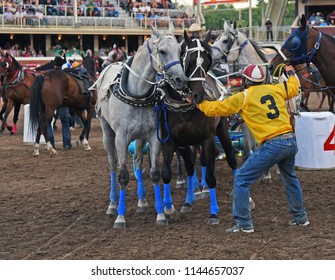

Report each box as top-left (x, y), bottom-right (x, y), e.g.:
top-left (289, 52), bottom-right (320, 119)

top-left (193, 92), bottom-right (204, 104)
top-left (174, 75), bottom-right (188, 89)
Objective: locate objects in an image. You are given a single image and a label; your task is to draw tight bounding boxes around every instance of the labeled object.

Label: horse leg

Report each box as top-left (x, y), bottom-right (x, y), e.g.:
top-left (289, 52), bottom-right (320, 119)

top-left (202, 138), bottom-right (219, 225)
top-left (216, 117), bottom-right (238, 173)
top-left (134, 139), bottom-right (148, 213)
top-left (198, 147), bottom-right (209, 198)
top-left (0, 99), bottom-right (8, 133)
top-left (0, 99), bottom-right (14, 134)
top-left (113, 135), bottom-right (130, 229)
top-left (33, 127), bottom-right (42, 157)
top-left (149, 135), bottom-right (172, 224)
top-left (177, 146), bottom-right (198, 213)
top-left (175, 149), bottom-right (186, 189)
top-left (10, 102), bottom-right (21, 134)
top-left (76, 108), bottom-right (92, 151)
top-left (100, 116), bottom-right (118, 215)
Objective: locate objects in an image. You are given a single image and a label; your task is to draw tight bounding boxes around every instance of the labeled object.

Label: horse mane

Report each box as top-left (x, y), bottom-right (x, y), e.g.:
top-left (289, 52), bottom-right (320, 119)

top-left (248, 39), bottom-right (267, 62)
top-left (8, 53), bottom-right (22, 70)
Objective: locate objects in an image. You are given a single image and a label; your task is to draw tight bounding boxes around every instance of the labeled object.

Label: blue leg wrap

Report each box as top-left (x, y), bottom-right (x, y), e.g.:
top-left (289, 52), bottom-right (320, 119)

top-left (186, 176), bottom-right (194, 204)
top-left (209, 188), bottom-right (219, 215)
top-left (192, 169), bottom-right (199, 190)
top-left (154, 184), bottom-right (164, 214)
top-left (117, 189), bottom-right (126, 216)
top-left (201, 166), bottom-right (207, 187)
top-left (110, 171), bottom-right (118, 203)
top-left (136, 168), bottom-right (146, 200)
top-left (163, 184), bottom-right (172, 210)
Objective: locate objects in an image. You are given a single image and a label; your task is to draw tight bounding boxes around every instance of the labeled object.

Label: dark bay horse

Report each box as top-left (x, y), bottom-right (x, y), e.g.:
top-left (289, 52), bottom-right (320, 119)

top-left (269, 14), bottom-right (335, 113)
top-left (0, 52), bottom-right (36, 135)
top-left (159, 31), bottom-right (223, 225)
top-left (29, 59), bottom-right (97, 156)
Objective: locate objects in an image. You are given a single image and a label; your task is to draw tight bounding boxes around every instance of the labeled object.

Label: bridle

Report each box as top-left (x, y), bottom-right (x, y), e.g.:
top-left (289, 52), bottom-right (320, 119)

top-left (183, 38), bottom-right (210, 83)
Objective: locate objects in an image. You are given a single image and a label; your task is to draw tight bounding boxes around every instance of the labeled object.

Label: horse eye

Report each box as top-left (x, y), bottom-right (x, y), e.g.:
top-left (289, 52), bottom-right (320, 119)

top-left (159, 50), bottom-right (167, 56)
top-left (222, 39), bottom-right (228, 43)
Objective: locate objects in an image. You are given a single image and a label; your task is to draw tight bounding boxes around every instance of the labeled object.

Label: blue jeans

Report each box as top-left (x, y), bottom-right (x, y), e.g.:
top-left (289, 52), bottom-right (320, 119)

top-left (233, 135), bottom-right (308, 229)
top-left (47, 107), bottom-right (72, 149)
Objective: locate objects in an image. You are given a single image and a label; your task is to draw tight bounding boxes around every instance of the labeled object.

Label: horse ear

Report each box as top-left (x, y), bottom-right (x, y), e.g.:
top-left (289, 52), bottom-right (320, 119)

top-left (223, 21), bottom-right (229, 31)
top-left (204, 30), bottom-right (211, 44)
top-left (151, 24), bottom-right (160, 38)
top-left (233, 20), bottom-right (237, 30)
top-left (301, 14), bottom-right (307, 28)
top-left (184, 29), bottom-right (191, 45)
top-left (168, 21), bottom-right (175, 35)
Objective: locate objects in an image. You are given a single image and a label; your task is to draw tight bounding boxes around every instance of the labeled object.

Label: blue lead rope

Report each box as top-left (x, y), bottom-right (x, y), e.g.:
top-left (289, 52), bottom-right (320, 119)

top-left (155, 101), bottom-right (170, 143)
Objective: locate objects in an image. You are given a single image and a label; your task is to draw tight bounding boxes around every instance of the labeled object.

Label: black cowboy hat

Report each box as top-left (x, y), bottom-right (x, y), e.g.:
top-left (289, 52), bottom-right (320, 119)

top-left (53, 56), bottom-right (65, 67)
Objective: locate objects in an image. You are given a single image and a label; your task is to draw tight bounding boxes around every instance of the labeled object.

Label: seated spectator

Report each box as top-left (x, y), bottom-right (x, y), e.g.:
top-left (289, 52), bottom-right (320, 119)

top-left (327, 9), bottom-right (335, 22)
top-left (105, 2), bottom-right (119, 17)
top-left (34, 8), bottom-right (49, 26)
top-left (315, 12), bottom-right (323, 25)
top-left (15, 6), bottom-right (27, 25)
top-left (46, 0), bottom-right (58, 15)
top-left (4, 9), bottom-right (15, 24)
top-left (308, 13), bottom-right (316, 25)
top-left (77, 0), bottom-right (86, 16)
top-left (318, 18), bottom-right (328, 26)
top-left (37, 50), bottom-right (45, 57)
top-left (25, 0), bottom-right (36, 15)
top-left (57, 0), bottom-right (67, 16)
top-left (66, 0), bottom-right (74, 16)
top-left (86, 0), bottom-right (101, 16)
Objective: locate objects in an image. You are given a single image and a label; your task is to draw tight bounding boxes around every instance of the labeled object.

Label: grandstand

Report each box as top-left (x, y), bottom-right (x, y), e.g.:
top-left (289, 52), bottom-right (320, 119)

top-left (0, 0), bottom-right (188, 57)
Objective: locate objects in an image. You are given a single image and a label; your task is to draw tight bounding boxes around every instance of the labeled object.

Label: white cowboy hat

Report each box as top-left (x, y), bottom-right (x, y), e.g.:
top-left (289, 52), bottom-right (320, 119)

top-left (189, 23), bottom-right (205, 32)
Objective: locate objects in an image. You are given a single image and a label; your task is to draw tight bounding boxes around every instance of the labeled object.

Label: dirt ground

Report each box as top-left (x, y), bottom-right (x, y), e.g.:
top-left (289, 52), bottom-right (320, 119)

top-left (0, 94), bottom-right (334, 260)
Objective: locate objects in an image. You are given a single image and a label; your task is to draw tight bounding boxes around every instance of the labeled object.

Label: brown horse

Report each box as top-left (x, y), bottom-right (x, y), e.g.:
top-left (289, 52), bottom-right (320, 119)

top-left (29, 65), bottom-right (97, 156)
top-left (0, 52), bottom-right (36, 134)
top-left (294, 64), bottom-right (333, 111)
top-left (269, 14), bottom-right (335, 113)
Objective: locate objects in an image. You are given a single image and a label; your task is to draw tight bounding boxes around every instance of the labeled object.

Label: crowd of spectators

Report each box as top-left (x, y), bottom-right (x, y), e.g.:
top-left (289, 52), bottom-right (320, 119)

top-left (308, 11), bottom-right (335, 27)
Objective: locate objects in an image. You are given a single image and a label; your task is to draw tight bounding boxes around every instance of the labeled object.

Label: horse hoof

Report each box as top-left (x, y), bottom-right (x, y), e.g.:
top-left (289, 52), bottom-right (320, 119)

top-left (249, 197), bottom-right (256, 211)
top-left (207, 215), bottom-right (220, 225)
top-left (176, 179), bottom-right (186, 189)
top-left (164, 206), bottom-right (178, 222)
top-left (180, 203), bottom-right (192, 214)
top-left (114, 215), bottom-right (126, 229)
top-left (75, 140), bottom-right (80, 147)
top-left (106, 202), bottom-right (117, 215)
top-left (113, 222), bottom-right (126, 229)
top-left (33, 151), bottom-right (40, 157)
top-left (156, 213), bottom-right (168, 225)
top-left (194, 188), bottom-right (202, 201)
top-left (137, 205), bottom-right (148, 213)
top-left (85, 145), bottom-right (92, 151)
top-left (201, 187), bottom-right (210, 199)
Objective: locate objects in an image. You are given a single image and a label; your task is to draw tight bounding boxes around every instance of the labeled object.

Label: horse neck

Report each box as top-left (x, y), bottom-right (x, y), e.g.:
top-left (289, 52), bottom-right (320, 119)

top-left (126, 43), bottom-right (156, 94)
top-left (312, 35), bottom-right (335, 87)
top-left (4, 65), bottom-right (20, 83)
top-left (236, 43), bottom-right (264, 66)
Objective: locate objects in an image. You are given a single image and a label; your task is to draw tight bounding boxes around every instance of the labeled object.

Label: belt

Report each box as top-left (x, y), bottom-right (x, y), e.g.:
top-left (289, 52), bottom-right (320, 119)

top-left (268, 132), bottom-right (295, 142)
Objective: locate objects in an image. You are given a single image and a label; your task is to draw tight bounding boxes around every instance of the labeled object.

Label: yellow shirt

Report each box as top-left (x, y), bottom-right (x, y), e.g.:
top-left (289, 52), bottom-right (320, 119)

top-left (198, 76), bottom-right (300, 144)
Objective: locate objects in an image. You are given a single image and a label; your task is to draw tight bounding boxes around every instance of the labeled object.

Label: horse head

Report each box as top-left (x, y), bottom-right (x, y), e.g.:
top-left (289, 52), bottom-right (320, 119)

top-left (0, 53), bottom-right (13, 76)
top-left (270, 14), bottom-right (321, 74)
top-left (147, 21), bottom-right (188, 90)
top-left (183, 30), bottom-right (212, 104)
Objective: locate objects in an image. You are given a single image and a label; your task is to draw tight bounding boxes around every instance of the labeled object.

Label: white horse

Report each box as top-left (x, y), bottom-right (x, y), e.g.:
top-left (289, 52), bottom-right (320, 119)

top-left (93, 22), bottom-right (188, 228)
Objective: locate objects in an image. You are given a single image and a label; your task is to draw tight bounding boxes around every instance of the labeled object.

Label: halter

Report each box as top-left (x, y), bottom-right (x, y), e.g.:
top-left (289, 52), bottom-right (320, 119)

top-left (146, 34), bottom-right (182, 76)
top-left (284, 26), bottom-right (322, 66)
top-left (183, 38), bottom-right (208, 83)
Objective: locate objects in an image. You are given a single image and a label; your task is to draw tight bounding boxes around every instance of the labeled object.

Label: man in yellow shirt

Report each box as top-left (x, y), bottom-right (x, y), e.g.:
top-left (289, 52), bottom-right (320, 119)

top-left (187, 64), bottom-right (309, 233)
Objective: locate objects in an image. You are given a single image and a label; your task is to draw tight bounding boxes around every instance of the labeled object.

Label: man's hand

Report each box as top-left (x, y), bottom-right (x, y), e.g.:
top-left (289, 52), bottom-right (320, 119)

top-left (185, 95), bottom-right (193, 104)
top-left (285, 65), bottom-right (295, 76)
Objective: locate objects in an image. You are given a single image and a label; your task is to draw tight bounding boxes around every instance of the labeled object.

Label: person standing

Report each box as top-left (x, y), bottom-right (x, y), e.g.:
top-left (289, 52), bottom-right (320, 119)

top-left (265, 18), bottom-right (273, 41)
top-left (186, 64), bottom-right (309, 233)
top-left (47, 56), bottom-right (72, 150)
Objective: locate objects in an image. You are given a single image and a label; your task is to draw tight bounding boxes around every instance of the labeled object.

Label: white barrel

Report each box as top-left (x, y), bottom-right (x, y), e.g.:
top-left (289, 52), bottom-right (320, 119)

top-left (23, 104), bottom-right (46, 144)
top-left (295, 112), bottom-right (335, 169)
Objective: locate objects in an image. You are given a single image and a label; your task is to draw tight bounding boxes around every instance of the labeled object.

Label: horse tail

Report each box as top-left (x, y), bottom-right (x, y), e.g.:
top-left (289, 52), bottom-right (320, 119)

top-left (29, 75), bottom-right (45, 132)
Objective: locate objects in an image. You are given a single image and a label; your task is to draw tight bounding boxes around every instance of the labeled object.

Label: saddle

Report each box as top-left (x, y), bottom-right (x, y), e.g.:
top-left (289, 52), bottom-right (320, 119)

top-left (64, 69), bottom-right (93, 95)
